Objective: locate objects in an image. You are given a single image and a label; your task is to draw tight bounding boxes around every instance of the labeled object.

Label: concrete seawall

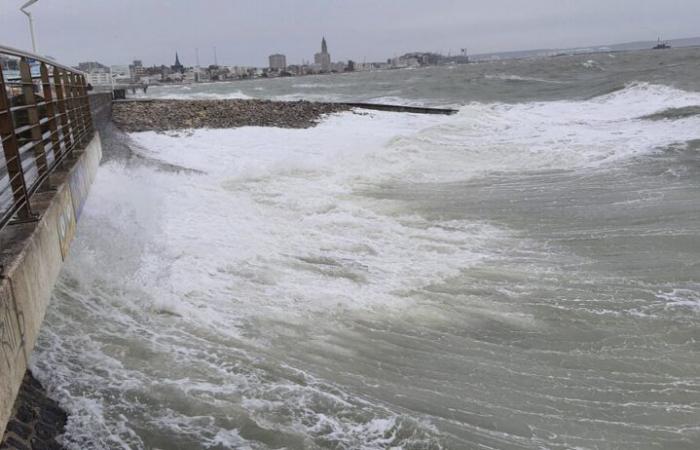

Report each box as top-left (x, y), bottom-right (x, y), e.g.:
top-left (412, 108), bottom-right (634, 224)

top-left (0, 133), bottom-right (102, 438)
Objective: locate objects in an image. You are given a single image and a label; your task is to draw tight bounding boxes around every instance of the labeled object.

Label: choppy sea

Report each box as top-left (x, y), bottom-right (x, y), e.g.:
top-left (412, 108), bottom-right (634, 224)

top-left (33, 47), bottom-right (700, 449)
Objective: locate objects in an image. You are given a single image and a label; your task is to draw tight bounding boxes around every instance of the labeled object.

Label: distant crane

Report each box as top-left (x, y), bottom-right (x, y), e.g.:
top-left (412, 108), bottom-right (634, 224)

top-left (20, 0), bottom-right (39, 53)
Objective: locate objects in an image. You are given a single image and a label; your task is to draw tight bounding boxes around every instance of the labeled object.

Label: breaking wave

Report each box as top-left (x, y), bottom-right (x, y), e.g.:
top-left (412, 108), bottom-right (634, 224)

top-left (31, 79), bottom-right (700, 449)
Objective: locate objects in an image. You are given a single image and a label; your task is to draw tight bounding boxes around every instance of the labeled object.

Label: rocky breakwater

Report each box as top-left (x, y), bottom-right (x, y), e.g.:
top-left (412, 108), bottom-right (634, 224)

top-left (112, 99), bottom-right (351, 132)
top-left (0, 373), bottom-right (66, 450)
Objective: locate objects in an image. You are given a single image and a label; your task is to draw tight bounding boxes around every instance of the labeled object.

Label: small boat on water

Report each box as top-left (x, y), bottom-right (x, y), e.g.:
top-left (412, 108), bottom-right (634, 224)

top-left (653, 37), bottom-right (671, 50)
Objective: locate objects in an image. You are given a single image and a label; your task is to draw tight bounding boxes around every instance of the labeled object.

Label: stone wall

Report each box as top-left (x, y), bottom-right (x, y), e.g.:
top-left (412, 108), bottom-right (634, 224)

top-left (112, 99), bottom-right (350, 132)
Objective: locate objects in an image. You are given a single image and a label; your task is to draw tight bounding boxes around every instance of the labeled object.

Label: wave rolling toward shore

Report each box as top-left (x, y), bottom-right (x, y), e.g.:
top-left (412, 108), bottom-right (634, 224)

top-left (32, 49), bottom-right (700, 449)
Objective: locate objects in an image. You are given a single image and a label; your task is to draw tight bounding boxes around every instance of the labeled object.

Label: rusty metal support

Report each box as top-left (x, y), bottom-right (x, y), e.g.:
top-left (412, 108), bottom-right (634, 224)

top-left (0, 45), bottom-right (94, 233)
top-left (62, 70), bottom-right (79, 150)
top-left (72, 73), bottom-right (88, 147)
top-left (52, 67), bottom-right (72, 153)
top-left (73, 73), bottom-right (88, 141)
top-left (39, 63), bottom-right (60, 164)
top-left (79, 75), bottom-right (94, 135)
top-left (0, 66), bottom-right (32, 220)
top-left (19, 57), bottom-right (49, 180)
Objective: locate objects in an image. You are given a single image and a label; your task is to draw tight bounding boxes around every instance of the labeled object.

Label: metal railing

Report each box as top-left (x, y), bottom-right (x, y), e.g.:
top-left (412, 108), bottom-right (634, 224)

top-left (0, 44), bottom-right (94, 232)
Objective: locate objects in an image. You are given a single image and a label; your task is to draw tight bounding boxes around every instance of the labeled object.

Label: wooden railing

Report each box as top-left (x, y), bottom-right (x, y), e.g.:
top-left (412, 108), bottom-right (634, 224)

top-left (0, 45), bottom-right (94, 232)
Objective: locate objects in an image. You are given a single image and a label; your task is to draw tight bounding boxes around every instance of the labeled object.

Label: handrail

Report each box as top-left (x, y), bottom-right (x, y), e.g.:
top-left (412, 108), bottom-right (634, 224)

top-left (0, 44), bottom-right (86, 76)
top-left (0, 45), bottom-right (94, 234)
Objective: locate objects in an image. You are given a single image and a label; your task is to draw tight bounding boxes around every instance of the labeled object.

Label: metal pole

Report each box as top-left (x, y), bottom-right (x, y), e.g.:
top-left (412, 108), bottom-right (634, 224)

top-left (20, 0), bottom-right (39, 53)
top-left (195, 48), bottom-right (200, 82)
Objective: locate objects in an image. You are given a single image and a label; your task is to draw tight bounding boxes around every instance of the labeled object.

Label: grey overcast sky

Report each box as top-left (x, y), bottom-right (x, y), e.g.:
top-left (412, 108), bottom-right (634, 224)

top-left (0, 0), bottom-right (698, 67)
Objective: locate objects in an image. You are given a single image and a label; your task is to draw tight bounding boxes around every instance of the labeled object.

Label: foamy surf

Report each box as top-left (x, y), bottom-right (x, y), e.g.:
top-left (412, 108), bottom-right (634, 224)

top-left (33, 57), bottom-right (700, 450)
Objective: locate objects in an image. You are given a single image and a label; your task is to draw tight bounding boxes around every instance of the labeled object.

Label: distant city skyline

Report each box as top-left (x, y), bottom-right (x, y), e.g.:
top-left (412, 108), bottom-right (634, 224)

top-left (0, 0), bottom-right (699, 66)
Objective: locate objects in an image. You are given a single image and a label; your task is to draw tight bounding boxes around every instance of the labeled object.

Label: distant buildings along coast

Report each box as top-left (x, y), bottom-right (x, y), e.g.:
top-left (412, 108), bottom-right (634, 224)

top-left (76, 36), bottom-right (473, 88)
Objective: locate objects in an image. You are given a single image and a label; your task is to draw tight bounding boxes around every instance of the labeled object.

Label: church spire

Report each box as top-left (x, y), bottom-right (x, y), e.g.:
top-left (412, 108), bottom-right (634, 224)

top-left (172, 52), bottom-right (184, 74)
top-left (321, 37), bottom-right (327, 54)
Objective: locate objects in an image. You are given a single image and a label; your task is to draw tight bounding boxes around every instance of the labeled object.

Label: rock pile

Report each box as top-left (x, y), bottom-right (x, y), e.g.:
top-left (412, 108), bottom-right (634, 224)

top-left (112, 99), bottom-right (350, 132)
top-left (0, 372), bottom-right (66, 450)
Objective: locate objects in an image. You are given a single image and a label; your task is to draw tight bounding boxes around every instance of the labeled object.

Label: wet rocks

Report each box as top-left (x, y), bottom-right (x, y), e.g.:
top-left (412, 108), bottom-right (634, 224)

top-left (112, 99), bottom-right (351, 132)
top-left (0, 372), bottom-right (66, 450)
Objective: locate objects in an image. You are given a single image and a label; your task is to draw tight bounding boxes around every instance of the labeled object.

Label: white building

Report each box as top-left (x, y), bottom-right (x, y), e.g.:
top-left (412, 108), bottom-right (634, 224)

top-left (227, 66), bottom-right (251, 77)
top-left (109, 65), bottom-right (131, 83)
top-left (184, 69), bottom-right (197, 83)
top-left (129, 60), bottom-right (145, 81)
top-left (353, 62), bottom-right (374, 72)
top-left (269, 54), bottom-right (286, 71)
top-left (195, 69), bottom-right (210, 82)
top-left (330, 61), bottom-right (347, 72)
top-left (86, 68), bottom-right (112, 86)
top-left (110, 65), bottom-right (129, 77)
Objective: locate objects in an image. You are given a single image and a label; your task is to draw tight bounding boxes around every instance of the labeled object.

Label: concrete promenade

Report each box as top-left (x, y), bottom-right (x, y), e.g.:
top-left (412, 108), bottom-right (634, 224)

top-left (0, 132), bottom-right (102, 439)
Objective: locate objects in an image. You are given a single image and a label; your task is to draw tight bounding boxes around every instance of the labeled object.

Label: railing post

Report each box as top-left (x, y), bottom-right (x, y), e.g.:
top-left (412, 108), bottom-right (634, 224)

top-left (19, 57), bottom-right (49, 180)
top-left (0, 65), bottom-right (32, 219)
top-left (0, 47), bottom-right (96, 232)
top-left (73, 74), bottom-right (87, 141)
top-left (79, 75), bottom-right (94, 136)
top-left (71, 73), bottom-right (86, 147)
top-left (62, 70), bottom-right (78, 151)
top-left (39, 63), bottom-right (60, 164)
top-left (53, 67), bottom-right (72, 153)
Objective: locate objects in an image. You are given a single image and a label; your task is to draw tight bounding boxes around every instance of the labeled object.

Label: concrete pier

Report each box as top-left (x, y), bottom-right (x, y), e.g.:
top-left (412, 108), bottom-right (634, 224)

top-left (0, 133), bottom-right (102, 438)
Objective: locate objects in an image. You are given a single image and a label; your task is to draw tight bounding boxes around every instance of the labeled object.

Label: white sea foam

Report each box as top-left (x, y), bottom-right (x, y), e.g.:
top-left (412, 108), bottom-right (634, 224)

top-left (32, 82), bottom-right (700, 448)
top-left (123, 112), bottom-right (501, 319)
top-left (485, 73), bottom-right (567, 84)
top-left (292, 82), bottom-right (354, 89)
top-left (364, 95), bottom-right (435, 107)
top-left (271, 92), bottom-right (351, 102)
top-left (582, 59), bottom-right (600, 69)
top-left (354, 83), bottom-right (700, 182)
top-left (34, 109), bottom-right (499, 447)
top-left (657, 288), bottom-right (700, 311)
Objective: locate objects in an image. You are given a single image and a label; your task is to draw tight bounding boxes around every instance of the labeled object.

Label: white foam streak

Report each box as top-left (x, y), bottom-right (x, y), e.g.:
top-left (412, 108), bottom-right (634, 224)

top-left (33, 81), bottom-right (700, 448)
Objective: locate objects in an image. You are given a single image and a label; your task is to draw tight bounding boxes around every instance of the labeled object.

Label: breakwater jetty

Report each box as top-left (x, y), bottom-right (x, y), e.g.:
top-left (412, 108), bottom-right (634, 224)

top-left (0, 45), bottom-right (108, 448)
top-left (112, 98), bottom-right (350, 132)
top-left (112, 98), bottom-right (457, 133)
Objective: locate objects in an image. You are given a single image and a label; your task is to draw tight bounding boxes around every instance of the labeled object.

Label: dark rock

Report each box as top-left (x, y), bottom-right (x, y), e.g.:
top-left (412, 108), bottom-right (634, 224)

top-left (33, 423), bottom-right (54, 441)
top-left (112, 99), bottom-right (351, 132)
top-left (1, 371), bottom-right (67, 450)
top-left (13, 407), bottom-right (34, 426)
top-left (5, 421), bottom-right (30, 441)
top-left (1, 436), bottom-right (29, 450)
top-left (30, 438), bottom-right (62, 450)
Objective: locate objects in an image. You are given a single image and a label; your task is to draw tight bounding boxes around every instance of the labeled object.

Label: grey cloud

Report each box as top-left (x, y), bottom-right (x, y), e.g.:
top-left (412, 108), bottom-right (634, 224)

top-left (0, 0), bottom-right (698, 66)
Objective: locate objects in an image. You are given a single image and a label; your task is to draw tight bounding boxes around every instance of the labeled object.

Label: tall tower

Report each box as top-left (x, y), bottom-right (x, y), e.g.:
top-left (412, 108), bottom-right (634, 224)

top-left (172, 52), bottom-right (184, 73)
top-left (315, 36), bottom-right (331, 72)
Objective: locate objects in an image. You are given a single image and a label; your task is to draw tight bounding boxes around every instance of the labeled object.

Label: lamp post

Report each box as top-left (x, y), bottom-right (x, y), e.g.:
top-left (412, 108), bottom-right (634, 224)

top-left (20, 0), bottom-right (39, 53)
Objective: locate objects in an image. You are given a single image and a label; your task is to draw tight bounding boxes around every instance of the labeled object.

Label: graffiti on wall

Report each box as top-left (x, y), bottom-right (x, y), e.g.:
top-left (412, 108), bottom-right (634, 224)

top-left (56, 188), bottom-right (77, 260)
top-left (69, 158), bottom-right (89, 221)
top-left (0, 287), bottom-right (24, 372)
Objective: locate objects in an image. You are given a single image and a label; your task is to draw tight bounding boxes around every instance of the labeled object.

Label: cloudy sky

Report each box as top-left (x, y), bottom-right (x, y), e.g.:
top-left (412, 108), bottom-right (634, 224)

top-left (0, 0), bottom-right (698, 67)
